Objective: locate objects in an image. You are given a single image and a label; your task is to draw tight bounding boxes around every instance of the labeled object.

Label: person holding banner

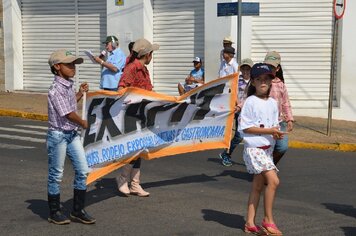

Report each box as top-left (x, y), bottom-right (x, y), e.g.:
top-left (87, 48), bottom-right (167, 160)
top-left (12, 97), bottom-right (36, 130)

top-left (239, 63), bottom-right (285, 235)
top-left (47, 49), bottom-right (95, 225)
top-left (116, 38), bottom-right (160, 197)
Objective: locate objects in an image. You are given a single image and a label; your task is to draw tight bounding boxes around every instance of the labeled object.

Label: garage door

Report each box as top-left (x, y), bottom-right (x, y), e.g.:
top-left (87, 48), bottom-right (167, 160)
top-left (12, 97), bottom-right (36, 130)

top-left (21, 0), bottom-right (106, 92)
top-left (153, 0), bottom-right (204, 96)
top-left (251, 0), bottom-right (334, 108)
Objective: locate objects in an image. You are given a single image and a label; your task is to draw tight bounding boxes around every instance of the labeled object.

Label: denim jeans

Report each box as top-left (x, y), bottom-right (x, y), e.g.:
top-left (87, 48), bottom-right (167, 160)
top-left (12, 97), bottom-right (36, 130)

top-left (224, 113), bottom-right (243, 155)
top-left (274, 121), bottom-right (289, 154)
top-left (47, 130), bottom-right (89, 195)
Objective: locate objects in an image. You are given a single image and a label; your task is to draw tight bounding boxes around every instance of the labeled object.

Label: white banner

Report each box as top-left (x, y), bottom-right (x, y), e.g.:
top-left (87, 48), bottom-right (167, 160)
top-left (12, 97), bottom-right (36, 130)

top-left (83, 74), bottom-right (238, 184)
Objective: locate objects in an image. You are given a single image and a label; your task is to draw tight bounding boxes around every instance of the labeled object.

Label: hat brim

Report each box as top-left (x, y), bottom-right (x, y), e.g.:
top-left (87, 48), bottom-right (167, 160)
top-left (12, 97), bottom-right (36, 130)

top-left (223, 40), bottom-right (234, 44)
top-left (240, 63), bottom-right (253, 68)
top-left (264, 60), bottom-right (279, 68)
top-left (151, 44), bottom-right (160, 51)
top-left (61, 56), bottom-right (84, 65)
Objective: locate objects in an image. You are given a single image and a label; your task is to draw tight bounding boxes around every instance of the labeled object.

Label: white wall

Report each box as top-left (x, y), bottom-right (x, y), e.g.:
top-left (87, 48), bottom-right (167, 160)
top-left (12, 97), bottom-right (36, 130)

top-left (293, 1), bottom-right (356, 122)
top-left (107, 0), bottom-right (154, 74)
top-left (204, 0), bottom-right (252, 82)
top-left (3, 0), bottom-right (23, 91)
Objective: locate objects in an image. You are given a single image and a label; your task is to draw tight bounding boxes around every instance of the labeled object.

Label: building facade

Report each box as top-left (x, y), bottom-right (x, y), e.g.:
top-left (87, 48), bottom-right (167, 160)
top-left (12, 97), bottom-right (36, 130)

top-left (2, 0), bottom-right (356, 121)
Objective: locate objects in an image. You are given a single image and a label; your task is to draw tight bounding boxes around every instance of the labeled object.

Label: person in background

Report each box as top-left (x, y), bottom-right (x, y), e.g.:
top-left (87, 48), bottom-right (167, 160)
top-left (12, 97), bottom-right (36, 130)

top-left (264, 51), bottom-right (294, 165)
top-left (116, 38), bottom-right (160, 197)
top-left (218, 46), bottom-right (238, 78)
top-left (220, 36), bottom-right (235, 63)
top-left (125, 41), bottom-right (135, 66)
top-left (218, 58), bottom-right (253, 166)
top-left (93, 35), bottom-right (126, 91)
top-left (47, 49), bottom-right (95, 225)
top-left (239, 63), bottom-right (285, 236)
top-left (178, 57), bottom-right (205, 95)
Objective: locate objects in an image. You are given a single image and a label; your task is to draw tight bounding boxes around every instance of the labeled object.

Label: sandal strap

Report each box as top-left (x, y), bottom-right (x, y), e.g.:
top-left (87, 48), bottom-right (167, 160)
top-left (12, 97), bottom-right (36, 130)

top-left (262, 221), bottom-right (279, 230)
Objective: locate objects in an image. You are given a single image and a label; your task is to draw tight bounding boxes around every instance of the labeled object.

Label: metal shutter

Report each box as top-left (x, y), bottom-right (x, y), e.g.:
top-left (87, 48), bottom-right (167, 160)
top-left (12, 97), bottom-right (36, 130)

top-left (251, 0), bottom-right (334, 108)
top-left (21, 0), bottom-right (106, 92)
top-left (153, 0), bottom-right (204, 96)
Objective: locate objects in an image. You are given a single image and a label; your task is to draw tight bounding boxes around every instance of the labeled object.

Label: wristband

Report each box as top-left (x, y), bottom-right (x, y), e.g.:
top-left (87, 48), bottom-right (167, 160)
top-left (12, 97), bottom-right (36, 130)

top-left (100, 60), bottom-right (104, 65)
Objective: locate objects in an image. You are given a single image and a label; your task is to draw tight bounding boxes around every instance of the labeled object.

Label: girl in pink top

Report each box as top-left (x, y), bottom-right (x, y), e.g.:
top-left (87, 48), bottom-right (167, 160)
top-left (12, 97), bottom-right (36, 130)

top-left (264, 51), bottom-right (294, 165)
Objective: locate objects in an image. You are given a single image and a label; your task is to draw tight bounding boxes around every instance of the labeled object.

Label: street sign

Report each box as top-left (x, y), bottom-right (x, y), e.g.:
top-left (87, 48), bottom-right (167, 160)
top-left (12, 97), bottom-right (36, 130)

top-left (217, 2), bottom-right (260, 17)
top-left (334, 0), bottom-right (346, 19)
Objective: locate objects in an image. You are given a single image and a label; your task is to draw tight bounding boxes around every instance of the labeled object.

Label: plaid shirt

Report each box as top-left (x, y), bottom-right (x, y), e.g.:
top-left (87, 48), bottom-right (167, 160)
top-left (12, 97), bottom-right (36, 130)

top-left (48, 76), bottom-right (78, 131)
top-left (237, 75), bottom-right (249, 108)
top-left (119, 59), bottom-right (153, 91)
top-left (269, 77), bottom-right (294, 122)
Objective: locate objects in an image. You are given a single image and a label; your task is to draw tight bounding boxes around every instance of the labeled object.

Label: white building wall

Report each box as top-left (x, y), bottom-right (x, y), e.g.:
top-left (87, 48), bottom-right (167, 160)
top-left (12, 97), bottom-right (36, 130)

top-left (107, 0), bottom-right (153, 75)
top-left (3, 0), bottom-right (23, 91)
top-left (293, 1), bottom-right (356, 121)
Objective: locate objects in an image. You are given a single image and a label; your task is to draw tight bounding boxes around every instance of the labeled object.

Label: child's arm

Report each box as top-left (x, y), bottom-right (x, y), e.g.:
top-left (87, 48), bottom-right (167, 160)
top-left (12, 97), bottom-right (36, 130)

top-left (244, 127), bottom-right (286, 140)
top-left (66, 112), bottom-right (88, 129)
top-left (76, 82), bottom-right (89, 102)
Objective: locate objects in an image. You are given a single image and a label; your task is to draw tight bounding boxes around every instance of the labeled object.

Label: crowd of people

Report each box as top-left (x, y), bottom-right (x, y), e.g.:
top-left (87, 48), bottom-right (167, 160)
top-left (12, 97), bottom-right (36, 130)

top-left (45, 34), bottom-right (294, 235)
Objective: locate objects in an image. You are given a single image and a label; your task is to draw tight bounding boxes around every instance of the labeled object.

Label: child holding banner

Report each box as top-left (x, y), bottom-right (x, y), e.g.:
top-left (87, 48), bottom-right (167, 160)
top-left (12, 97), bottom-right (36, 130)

top-left (46, 49), bottom-right (95, 224)
top-left (116, 38), bottom-right (160, 197)
top-left (239, 63), bottom-right (285, 235)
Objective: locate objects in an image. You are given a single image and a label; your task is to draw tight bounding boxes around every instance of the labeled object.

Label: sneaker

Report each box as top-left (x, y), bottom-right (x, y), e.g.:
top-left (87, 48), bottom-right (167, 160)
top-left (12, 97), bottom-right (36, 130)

top-left (219, 153), bottom-right (232, 166)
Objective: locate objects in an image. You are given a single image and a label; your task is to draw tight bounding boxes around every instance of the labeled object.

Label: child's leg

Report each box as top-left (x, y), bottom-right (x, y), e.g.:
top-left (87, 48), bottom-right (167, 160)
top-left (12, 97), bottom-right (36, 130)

top-left (262, 170), bottom-right (280, 224)
top-left (47, 131), bottom-right (67, 195)
top-left (178, 83), bottom-right (185, 95)
top-left (66, 133), bottom-right (89, 190)
top-left (246, 173), bottom-right (264, 226)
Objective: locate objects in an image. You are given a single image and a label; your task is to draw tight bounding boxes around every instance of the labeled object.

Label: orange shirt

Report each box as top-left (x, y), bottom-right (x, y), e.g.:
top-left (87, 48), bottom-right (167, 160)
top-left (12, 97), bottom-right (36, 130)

top-left (119, 59), bottom-right (153, 91)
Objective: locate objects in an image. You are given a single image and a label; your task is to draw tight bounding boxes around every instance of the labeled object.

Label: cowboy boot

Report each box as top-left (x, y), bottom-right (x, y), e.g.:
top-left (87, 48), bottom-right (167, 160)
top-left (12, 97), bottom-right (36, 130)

top-left (116, 164), bottom-right (132, 196)
top-left (70, 189), bottom-right (96, 224)
top-left (129, 168), bottom-right (149, 197)
top-left (48, 194), bottom-right (70, 225)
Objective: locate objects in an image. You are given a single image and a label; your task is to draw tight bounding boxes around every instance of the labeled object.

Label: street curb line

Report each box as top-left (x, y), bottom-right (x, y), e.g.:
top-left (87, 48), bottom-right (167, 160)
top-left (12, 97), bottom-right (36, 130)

top-left (1, 109), bottom-right (356, 152)
top-left (0, 109), bottom-right (48, 121)
top-left (289, 141), bottom-right (356, 152)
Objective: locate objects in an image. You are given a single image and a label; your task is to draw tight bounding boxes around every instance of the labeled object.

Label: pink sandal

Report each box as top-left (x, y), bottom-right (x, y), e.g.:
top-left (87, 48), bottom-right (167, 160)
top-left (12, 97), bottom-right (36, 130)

top-left (261, 220), bottom-right (283, 236)
top-left (244, 225), bottom-right (267, 235)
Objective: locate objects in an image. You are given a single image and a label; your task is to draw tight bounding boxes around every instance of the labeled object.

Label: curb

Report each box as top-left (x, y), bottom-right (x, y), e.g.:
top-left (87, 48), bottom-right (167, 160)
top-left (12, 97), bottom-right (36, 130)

top-left (0, 109), bottom-right (48, 122)
top-left (1, 109), bottom-right (356, 152)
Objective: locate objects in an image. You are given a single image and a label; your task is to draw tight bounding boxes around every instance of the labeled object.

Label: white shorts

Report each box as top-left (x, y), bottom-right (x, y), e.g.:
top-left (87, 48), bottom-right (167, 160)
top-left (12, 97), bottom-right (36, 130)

top-left (243, 146), bottom-right (279, 174)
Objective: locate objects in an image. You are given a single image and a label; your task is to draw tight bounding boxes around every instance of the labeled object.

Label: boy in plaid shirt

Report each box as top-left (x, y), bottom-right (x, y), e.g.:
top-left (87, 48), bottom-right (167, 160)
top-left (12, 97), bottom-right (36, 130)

top-left (47, 49), bottom-right (95, 225)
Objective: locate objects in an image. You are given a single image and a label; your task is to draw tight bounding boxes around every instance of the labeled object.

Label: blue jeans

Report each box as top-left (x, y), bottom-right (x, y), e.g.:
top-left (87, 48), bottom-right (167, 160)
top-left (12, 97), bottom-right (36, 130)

top-left (224, 113), bottom-right (243, 155)
top-left (47, 130), bottom-right (89, 195)
top-left (274, 121), bottom-right (289, 154)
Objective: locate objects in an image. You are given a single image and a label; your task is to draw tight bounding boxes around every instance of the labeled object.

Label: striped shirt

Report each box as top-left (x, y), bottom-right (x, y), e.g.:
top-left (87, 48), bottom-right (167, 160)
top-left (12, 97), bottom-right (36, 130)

top-left (48, 76), bottom-right (78, 131)
top-left (269, 77), bottom-right (294, 122)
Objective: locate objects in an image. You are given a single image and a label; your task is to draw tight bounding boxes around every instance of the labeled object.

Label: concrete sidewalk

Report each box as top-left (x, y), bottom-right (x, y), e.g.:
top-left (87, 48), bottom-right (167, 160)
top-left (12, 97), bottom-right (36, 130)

top-left (1, 91), bottom-right (356, 151)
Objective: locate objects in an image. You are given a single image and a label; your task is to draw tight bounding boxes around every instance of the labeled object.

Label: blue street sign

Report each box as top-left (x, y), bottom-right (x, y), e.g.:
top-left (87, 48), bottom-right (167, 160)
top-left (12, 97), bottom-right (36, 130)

top-left (217, 2), bottom-right (260, 17)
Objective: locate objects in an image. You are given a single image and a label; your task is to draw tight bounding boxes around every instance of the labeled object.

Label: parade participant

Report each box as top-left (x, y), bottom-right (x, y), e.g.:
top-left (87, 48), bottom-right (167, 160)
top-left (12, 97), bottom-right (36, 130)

top-left (116, 38), bottom-right (159, 197)
top-left (264, 51), bottom-right (294, 165)
top-left (218, 58), bottom-right (253, 166)
top-left (220, 36), bottom-right (234, 63)
top-left (218, 46), bottom-right (238, 78)
top-left (93, 35), bottom-right (126, 91)
top-left (239, 63), bottom-right (285, 235)
top-left (47, 49), bottom-right (95, 225)
top-left (125, 41), bottom-right (135, 66)
top-left (178, 57), bottom-right (205, 95)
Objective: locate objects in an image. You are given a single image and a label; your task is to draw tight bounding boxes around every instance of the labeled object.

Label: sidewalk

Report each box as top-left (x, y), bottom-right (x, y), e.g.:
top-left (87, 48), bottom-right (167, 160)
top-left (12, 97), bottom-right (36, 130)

top-left (1, 91), bottom-right (356, 151)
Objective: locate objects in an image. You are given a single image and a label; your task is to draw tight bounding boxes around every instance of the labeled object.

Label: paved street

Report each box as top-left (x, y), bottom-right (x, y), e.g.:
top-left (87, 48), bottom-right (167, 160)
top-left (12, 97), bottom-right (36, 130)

top-left (0, 116), bottom-right (355, 236)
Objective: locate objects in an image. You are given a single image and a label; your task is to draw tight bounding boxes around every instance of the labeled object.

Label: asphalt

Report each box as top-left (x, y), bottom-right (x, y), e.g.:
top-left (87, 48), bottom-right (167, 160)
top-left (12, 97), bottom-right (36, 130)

top-left (1, 91), bottom-right (356, 152)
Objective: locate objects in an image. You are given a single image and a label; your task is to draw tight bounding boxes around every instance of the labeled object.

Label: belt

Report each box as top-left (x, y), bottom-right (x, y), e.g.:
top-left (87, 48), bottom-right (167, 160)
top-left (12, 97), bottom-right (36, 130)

top-left (257, 145), bottom-right (271, 150)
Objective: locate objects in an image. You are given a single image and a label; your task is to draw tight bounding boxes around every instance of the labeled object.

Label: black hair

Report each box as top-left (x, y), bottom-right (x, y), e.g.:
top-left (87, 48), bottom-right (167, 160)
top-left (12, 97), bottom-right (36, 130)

top-left (276, 64), bottom-right (285, 83)
top-left (128, 42), bottom-right (135, 54)
top-left (50, 66), bottom-right (58, 75)
top-left (126, 50), bottom-right (153, 66)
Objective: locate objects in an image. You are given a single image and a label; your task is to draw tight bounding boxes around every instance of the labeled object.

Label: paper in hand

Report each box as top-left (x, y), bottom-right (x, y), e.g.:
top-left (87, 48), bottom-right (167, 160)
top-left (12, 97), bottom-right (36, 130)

top-left (84, 49), bottom-right (96, 64)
